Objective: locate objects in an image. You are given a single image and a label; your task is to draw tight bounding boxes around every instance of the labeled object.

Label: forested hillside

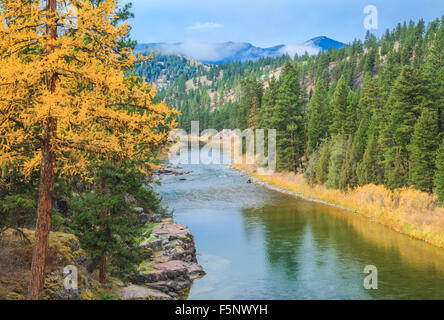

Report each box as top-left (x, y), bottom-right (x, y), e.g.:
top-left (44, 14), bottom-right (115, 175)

top-left (133, 49), bottom-right (209, 90)
top-left (139, 16), bottom-right (444, 202)
top-left (135, 51), bottom-right (292, 130)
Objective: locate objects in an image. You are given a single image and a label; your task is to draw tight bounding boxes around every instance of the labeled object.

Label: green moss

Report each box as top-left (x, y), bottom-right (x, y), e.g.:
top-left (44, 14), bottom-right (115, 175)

top-left (99, 292), bottom-right (119, 300)
top-left (138, 260), bottom-right (156, 273)
top-left (6, 292), bottom-right (25, 300)
top-left (145, 222), bottom-right (158, 230)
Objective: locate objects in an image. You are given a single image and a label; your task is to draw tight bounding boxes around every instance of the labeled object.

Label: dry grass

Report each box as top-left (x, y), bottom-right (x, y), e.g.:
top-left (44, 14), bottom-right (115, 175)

top-left (233, 161), bottom-right (444, 248)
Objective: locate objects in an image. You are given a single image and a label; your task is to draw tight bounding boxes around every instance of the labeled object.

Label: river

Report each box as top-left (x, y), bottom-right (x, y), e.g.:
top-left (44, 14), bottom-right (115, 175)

top-left (157, 148), bottom-right (444, 299)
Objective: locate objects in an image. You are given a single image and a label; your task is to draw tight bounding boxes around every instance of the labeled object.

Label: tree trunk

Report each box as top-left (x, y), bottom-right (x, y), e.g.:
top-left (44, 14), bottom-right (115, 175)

top-left (99, 251), bottom-right (107, 284)
top-left (28, 117), bottom-right (57, 300)
top-left (99, 180), bottom-right (107, 284)
top-left (28, 0), bottom-right (58, 300)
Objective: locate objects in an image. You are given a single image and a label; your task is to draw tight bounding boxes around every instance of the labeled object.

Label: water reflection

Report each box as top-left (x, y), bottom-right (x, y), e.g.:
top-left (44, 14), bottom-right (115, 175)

top-left (157, 148), bottom-right (444, 299)
top-left (242, 200), bottom-right (444, 299)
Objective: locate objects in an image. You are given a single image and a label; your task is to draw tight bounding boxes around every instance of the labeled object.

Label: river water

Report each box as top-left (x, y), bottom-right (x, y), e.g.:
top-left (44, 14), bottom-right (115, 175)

top-left (157, 148), bottom-right (444, 299)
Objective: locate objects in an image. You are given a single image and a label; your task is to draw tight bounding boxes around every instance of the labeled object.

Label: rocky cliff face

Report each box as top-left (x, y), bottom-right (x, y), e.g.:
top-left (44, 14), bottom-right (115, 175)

top-left (117, 218), bottom-right (205, 300)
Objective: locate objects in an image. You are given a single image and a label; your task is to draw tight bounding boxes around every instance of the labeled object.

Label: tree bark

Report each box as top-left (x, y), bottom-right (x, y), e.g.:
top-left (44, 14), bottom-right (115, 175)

top-left (28, 117), bottom-right (57, 300)
top-left (28, 0), bottom-right (57, 300)
top-left (99, 251), bottom-right (107, 284)
top-left (99, 180), bottom-right (107, 284)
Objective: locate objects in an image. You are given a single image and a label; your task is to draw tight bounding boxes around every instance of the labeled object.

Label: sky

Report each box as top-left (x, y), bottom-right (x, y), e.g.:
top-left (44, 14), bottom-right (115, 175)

top-left (121, 0), bottom-right (444, 47)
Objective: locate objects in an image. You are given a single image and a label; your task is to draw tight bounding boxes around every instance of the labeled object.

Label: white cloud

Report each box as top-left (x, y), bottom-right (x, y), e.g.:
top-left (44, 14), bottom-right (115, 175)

top-left (279, 44), bottom-right (320, 57)
top-left (158, 41), bottom-right (239, 62)
top-left (188, 22), bottom-right (224, 30)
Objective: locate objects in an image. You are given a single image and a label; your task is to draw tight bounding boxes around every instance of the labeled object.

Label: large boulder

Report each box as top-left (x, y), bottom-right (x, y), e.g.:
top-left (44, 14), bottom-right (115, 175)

top-left (150, 214), bottom-right (162, 223)
top-left (136, 260), bottom-right (189, 284)
top-left (139, 213), bottom-right (149, 226)
top-left (117, 284), bottom-right (172, 300)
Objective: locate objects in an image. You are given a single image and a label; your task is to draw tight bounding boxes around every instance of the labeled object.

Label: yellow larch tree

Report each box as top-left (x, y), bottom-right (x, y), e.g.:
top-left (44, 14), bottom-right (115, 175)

top-left (0, 0), bottom-right (177, 299)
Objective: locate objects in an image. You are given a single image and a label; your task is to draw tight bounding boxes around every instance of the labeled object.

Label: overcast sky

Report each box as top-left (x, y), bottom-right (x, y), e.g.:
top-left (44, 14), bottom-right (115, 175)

top-left (121, 0), bottom-right (444, 47)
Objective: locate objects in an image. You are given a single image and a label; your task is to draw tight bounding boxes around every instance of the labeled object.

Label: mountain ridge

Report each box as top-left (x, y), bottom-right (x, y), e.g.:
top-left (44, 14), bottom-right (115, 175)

top-left (135, 37), bottom-right (345, 64)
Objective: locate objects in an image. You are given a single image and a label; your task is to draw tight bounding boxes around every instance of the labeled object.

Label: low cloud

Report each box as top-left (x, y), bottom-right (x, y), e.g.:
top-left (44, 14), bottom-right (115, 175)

top-left (188, 22), bottom-right (224, 30)
top-left (160, 41), bottom-right (241, 62)
top-left (279, 44), bottom-right (320, 57)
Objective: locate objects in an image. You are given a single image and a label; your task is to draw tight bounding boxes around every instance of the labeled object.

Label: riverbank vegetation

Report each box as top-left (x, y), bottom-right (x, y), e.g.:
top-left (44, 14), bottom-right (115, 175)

top-left (0, 0), bottom-right (177, 299)
top-left (234, 161), bottom-right (444, 248)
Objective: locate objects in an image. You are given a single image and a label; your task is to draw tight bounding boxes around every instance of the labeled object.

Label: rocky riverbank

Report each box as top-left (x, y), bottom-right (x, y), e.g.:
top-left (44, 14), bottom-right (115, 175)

top-left (115, 163), bottom-right (204, 300)
top-left (117, 218), bottom-right (205, 300)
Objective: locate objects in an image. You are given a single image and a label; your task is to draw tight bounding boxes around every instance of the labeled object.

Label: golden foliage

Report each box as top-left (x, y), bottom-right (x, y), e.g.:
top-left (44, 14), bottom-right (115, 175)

top-left (0, 0), bottom-right (178, 177)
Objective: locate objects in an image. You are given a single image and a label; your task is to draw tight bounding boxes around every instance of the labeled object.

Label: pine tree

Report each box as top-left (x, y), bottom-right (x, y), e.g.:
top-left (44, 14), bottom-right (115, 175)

top-left (381, 66), bottom-right (432, 189)
top-left (304, 148), bottom-right (320, 186)
top-left (357, 133), bottom-right (379, 185)
top-left (408, 108), bottom-right (439, 192)
top-left (71, 163), bottom-right (164, 282)
top-left (315, 141), bottom-right (330, 184)
top-left (357, 113), bottom-right (384, 185)
top-left (338, 137), bottom-right (354, 190)
top-left (329, 75), bottom-right (350, 136)
top-left (259, 76), bottom-right (279, 129)
top-left (344, 91), bottom-right (359, 136)
top-left (423, 22), bottom-right (444, 134)
top-left (364, 48), bottom-right (377, 74)
top-left (326, 136), bottom-right (347, 189)
top-left (347, 74), bottom-right (382, 184)
top-left (379, 51), bottom-right (401, 103)
top-left (307, 78), bottom-right (330, 152)
top-left (239, 77), bottom-right (263, 130)
top-left (269, 61), bottom-right (305, 171)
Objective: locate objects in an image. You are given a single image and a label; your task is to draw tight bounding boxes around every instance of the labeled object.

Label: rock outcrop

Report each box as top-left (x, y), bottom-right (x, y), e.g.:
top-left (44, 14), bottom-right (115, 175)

top-left (118, 218), bottom-right (205, 300)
